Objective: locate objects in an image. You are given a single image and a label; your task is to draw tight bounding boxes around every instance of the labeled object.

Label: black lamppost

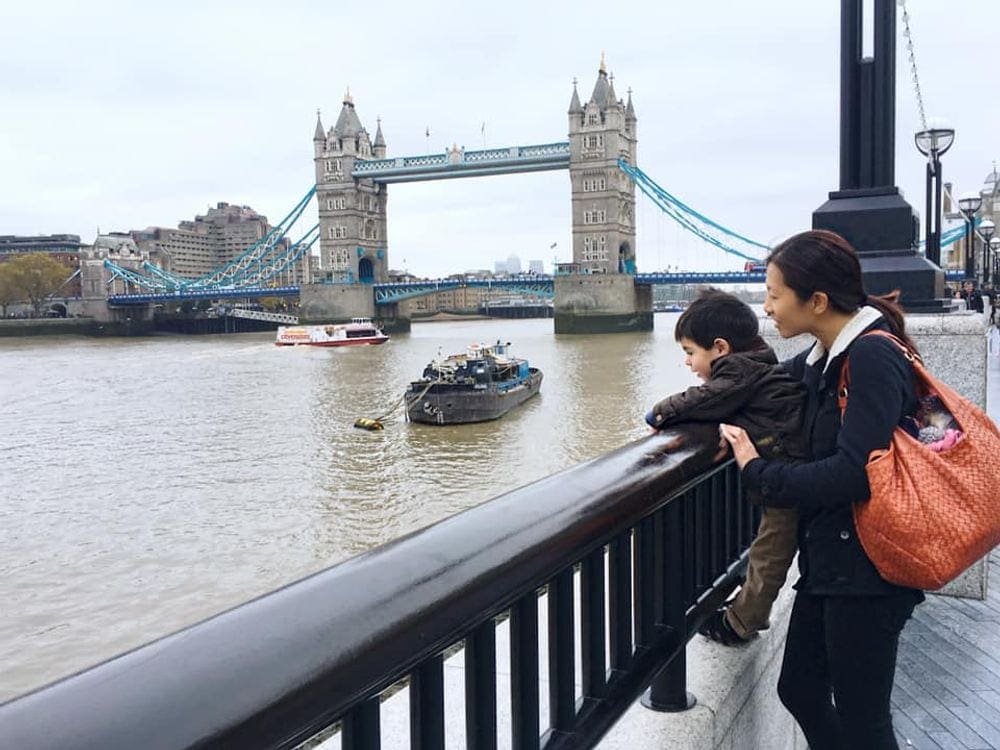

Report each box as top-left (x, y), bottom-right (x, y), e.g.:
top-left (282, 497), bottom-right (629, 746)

top-left (958, 192), bottom-right (983, 280)
top-left (991, 237), bottom-right (1000, 285)
top-left (981, 219), bottom-right (996, 284)
top-left (812, 0), bottom-right (946, 310)
top-left (914, 120), bottom-right (955, 267)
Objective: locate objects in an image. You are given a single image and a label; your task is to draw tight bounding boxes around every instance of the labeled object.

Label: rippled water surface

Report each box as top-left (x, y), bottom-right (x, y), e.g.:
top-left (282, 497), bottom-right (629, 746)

top-left (0, 316), bottom-right (698, 701)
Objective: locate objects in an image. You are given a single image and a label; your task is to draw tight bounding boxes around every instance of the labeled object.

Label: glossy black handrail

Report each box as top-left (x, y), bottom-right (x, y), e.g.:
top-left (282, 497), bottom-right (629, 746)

top-left (0, 423), bottom-right (755, 749)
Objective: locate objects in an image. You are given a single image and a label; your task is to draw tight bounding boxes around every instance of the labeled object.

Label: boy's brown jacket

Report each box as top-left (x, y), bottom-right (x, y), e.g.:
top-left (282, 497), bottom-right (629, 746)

top-left (647, 342), bottom-right (810, 475)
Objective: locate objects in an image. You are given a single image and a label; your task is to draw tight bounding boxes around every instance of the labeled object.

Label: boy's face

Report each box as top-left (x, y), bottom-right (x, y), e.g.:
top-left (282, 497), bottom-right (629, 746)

top-left (678, 336), bottom-right (729, 381)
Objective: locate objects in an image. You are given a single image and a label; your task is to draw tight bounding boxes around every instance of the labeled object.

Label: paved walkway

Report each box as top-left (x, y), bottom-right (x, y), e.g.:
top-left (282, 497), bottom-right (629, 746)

top-left (892, 349), bottom-right (1000, 750)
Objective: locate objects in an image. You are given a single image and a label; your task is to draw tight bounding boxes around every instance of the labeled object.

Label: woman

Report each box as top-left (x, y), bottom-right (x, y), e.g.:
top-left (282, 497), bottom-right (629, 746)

top-left (720, 230), bottom-right (924, 750)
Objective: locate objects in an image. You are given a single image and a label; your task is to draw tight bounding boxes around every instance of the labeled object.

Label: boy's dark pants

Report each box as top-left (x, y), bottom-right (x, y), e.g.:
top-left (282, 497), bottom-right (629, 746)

top-left (777, 591), bottom-right (919, 750)
top-left (725, 506), bottom-right (798, 639)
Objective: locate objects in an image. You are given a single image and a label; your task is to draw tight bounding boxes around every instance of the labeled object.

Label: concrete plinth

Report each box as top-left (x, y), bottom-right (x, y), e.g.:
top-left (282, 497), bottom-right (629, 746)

top-left (298, 283), bottom-right (375, 323)
top-left (763, 309), bottom-right (993, 600)
top-left (553, 273), bottom-right (653, 334)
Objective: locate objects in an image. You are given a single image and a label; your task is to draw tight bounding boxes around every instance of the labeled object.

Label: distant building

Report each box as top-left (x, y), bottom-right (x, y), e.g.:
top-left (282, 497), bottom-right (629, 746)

top-left (132, 202), bottom-right (311, 285)
top-left (506, 254), bottom-right (522, 274)
top-left (0, 234), bottom-right (83, 296)
top-left (528, 260), bottom-right (544, 274)
top-left (494, 260), bottom-right (508, 275)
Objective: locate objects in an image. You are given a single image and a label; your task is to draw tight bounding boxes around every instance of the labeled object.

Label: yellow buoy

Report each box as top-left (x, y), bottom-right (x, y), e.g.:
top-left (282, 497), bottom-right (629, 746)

top-left (353, 418), bottom-right (385, 431)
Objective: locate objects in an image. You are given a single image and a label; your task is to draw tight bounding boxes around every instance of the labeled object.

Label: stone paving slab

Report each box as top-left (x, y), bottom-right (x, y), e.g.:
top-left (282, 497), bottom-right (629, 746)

top-left (892, 350), bottom-right (1000, 750)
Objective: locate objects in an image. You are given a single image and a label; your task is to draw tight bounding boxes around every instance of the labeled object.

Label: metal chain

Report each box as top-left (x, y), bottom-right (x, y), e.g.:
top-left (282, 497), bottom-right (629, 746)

top-left (899, 0), bottom-right (928, 131)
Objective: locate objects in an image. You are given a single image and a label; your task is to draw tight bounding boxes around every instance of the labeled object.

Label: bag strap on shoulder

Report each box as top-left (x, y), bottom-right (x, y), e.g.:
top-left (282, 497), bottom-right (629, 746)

top-left (837, 330), bottom-right (920, 416)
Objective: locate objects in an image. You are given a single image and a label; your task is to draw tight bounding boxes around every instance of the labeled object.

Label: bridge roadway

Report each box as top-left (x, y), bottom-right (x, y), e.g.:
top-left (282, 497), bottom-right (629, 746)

top-left (351, 142), bottom-right (570, 183)
top-left (106, 269), bottom-right (968, 306)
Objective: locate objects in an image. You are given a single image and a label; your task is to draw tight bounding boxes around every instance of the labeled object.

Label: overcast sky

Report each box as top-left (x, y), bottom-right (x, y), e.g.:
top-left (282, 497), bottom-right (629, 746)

top-left (2, 1), bottom-right (997, 278)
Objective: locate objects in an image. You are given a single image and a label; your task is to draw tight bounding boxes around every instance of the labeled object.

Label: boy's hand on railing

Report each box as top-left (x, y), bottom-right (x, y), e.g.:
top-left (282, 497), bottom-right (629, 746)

top-left (719, 424), bottom-right (759, 469)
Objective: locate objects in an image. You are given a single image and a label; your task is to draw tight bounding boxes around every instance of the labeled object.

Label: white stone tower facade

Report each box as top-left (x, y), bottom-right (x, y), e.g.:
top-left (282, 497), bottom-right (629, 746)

top-left (568, 58), bottom-right (638, 274)
top-left (313, 91), bottom-right (389, 283)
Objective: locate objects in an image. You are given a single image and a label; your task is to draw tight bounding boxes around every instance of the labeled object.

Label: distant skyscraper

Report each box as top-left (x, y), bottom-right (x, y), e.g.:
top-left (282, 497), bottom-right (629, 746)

top-left (528, 260), bottom-right (544, 274)
top-left (506, 254), bottom-right (522, 274)
top-left (494, 260), bottom-right (508, 275)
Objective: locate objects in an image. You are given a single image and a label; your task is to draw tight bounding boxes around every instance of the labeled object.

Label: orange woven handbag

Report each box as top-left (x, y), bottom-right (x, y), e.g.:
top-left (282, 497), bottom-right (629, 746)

top-left (838, 330), bottom-right (1000, 590)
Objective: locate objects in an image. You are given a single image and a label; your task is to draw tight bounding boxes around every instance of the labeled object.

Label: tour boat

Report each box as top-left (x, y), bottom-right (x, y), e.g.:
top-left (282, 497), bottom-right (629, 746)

top-left (405, 341), bottom-right (543, 425)
top-left (275, 318), bottom-right (389, 347)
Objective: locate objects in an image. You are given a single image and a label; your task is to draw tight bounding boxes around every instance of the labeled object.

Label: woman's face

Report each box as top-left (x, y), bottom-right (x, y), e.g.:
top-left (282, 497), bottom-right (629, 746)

top-left (764, 263), bottom-right (813, 338)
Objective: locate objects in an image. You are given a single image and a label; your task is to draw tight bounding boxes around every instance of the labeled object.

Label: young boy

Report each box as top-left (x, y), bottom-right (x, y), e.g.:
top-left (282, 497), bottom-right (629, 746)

top-left (645, 288), bottom-right (807, 645)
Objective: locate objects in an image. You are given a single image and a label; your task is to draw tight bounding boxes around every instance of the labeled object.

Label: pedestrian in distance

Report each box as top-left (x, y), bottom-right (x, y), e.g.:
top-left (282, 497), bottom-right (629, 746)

top-left (645, 288), bottom-right (809, 646)
top-left (960, 280), bottom-right (984, 313)
top-left (720, 230), bottom-right (924, 750)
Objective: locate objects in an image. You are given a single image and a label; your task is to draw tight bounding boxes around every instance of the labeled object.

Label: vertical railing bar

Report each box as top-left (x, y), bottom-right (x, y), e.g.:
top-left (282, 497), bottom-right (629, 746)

top-left (466, 620), bottom-right (497, 750)
top-left (581, 548), bottom-right (607, 700)
top-left (608, 534), bottom-right (632, 671)
top-left (634, 516), bottom-right (655, 647)
top-left (730, 466), bottom-right (741, 561)
top-left (341, 696), bottom-right (381, 750)
top-left (682, 490), bottom-right (695, 602)
top-left (548, 568), bottom-right (576, 731)
top-left (511, 593), bottom-right (540, 750)
top-left (694, 483), bottom-right (708, 591)
top-left (652, 508), bottom-right (666, 626)
top-left (712, 473), bottom-right (724, 577)
top-left (410, 654), bottom-right (445, 750)
top-left (642, 498), bottom-right (696, 712)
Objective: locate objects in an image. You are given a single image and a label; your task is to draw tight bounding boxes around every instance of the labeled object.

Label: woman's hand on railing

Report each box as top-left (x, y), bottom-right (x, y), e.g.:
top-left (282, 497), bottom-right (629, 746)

top-left (719, 424), bottom-right (759, 469)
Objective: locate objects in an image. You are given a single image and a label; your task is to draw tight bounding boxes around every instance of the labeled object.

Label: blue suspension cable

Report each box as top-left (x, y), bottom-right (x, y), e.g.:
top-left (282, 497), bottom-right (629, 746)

top-left (618, 160), bottom-right (763, 263)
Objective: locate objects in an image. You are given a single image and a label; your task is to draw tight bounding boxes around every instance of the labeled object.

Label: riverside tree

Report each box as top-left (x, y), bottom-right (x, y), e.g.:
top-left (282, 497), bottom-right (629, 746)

top-left (0, 264), bottom-right (19, 317)
top-left (3, 254), bottom-right (74, 316)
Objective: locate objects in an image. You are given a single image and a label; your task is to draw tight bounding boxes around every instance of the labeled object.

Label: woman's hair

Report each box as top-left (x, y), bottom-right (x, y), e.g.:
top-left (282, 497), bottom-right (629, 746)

top-left (766, 230), bottom-right (918, 353)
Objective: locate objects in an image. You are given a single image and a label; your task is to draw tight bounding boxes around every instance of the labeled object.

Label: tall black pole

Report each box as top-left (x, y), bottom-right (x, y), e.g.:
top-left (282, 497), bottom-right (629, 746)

top-left (813, 0), bottom-right (947, 311)
top-left (924, 161), bottom-right (935, 265)
top-left (965, 219), bottom-right (975, 280)
top-left (932, 156), bottom-right (944, 266)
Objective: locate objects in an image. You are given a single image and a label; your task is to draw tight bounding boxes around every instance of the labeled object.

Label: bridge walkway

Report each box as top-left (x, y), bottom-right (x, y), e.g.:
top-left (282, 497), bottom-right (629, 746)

top-left (892, 348), bottom-right (1000, 750)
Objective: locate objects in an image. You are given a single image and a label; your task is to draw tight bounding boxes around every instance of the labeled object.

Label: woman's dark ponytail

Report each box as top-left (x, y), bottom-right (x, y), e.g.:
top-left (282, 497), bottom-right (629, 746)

top-left (863, 292), bottom-right (918, 353)
top-left (767, 230), bottom-right (919, 354)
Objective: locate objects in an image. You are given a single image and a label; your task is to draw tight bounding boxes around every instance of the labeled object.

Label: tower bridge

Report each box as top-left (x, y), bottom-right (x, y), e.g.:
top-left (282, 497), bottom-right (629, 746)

top-left (304, 58), bottom-right (644, 332)
top-left (87, 55), bottom-right (966, 327)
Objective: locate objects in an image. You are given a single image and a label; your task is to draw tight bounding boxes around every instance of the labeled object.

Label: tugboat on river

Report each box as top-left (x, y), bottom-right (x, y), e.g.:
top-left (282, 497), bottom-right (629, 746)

top-left (405, 341), bottom-right (543, 425)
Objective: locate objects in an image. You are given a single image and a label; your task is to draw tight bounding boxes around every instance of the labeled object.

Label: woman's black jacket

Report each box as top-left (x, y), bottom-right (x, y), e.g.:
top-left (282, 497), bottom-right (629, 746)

top-left (742, 318), bottom-right (924, 597)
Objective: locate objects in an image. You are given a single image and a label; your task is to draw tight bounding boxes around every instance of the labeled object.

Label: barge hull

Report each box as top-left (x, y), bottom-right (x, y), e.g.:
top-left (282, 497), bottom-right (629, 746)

top-left (406, 371), bottom-right (542, 425)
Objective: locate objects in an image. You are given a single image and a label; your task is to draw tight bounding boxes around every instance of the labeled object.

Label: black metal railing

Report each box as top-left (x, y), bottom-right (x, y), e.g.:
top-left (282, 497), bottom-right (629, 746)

top-left (0, 423), bottom-right (758, 750)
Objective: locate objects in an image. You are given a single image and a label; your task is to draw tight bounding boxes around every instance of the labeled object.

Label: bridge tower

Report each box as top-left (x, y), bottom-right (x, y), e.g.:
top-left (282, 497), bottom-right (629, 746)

top-left (568, 56), bottom-right (637, 274)
top-left (556, 57), bottom-right (650, 333)
top-left (313, 90), bottom-right (389, 284)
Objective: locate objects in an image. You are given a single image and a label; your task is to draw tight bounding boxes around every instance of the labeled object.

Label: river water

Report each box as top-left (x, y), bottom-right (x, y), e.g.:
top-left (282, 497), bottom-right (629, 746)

top-left (0, 316), bottom-right (699, 702)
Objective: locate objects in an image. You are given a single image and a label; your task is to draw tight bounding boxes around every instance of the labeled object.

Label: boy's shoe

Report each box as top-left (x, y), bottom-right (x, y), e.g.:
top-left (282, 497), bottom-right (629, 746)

top-left (698, 608), bottom-right (750, 646)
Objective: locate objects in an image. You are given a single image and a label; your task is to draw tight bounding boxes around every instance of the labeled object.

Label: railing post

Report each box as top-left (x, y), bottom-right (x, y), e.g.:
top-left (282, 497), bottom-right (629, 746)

top-left (642, 498), bottom-right (697, 712)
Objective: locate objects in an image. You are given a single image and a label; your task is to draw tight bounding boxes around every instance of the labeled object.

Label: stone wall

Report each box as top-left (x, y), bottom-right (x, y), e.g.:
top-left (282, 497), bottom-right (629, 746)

top-left (298, 283), bottom-right (375, 323)
top-left (553, 273), bottom-right (653, 333)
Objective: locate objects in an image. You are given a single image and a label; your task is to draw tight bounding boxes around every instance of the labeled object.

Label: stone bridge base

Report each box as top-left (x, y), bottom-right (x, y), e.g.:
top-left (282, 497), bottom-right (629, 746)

top-left (554, 273), bottom-right (653, 334)
top-left (299, 283), bottom-right (409, 331)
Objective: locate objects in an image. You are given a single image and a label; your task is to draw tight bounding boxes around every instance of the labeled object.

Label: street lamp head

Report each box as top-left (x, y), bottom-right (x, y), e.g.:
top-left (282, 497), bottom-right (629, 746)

top-left (958, 191), bottom-right (983, 214)
top-left (991, 236), bottom-right (1000, 251)
top-left (914, 118), bottom-right (955, 157)
top-left (981, 219), bottom-right (996, 237)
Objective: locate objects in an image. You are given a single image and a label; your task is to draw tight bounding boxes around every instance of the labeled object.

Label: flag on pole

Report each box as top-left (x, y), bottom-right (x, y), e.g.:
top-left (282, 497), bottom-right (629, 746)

top-left (481, 122), bottom-right (486, 135)
top-left (550, 242), bottom-right (558, 249)
top-left (425, 126), bottom-right (430, 137)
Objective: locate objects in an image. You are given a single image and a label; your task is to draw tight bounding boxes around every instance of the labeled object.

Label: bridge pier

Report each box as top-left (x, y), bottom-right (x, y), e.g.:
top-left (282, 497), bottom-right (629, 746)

top-left (298, 283), bottom-right (409, 331)
top-left (553, 273), bottom-right (652, 334)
